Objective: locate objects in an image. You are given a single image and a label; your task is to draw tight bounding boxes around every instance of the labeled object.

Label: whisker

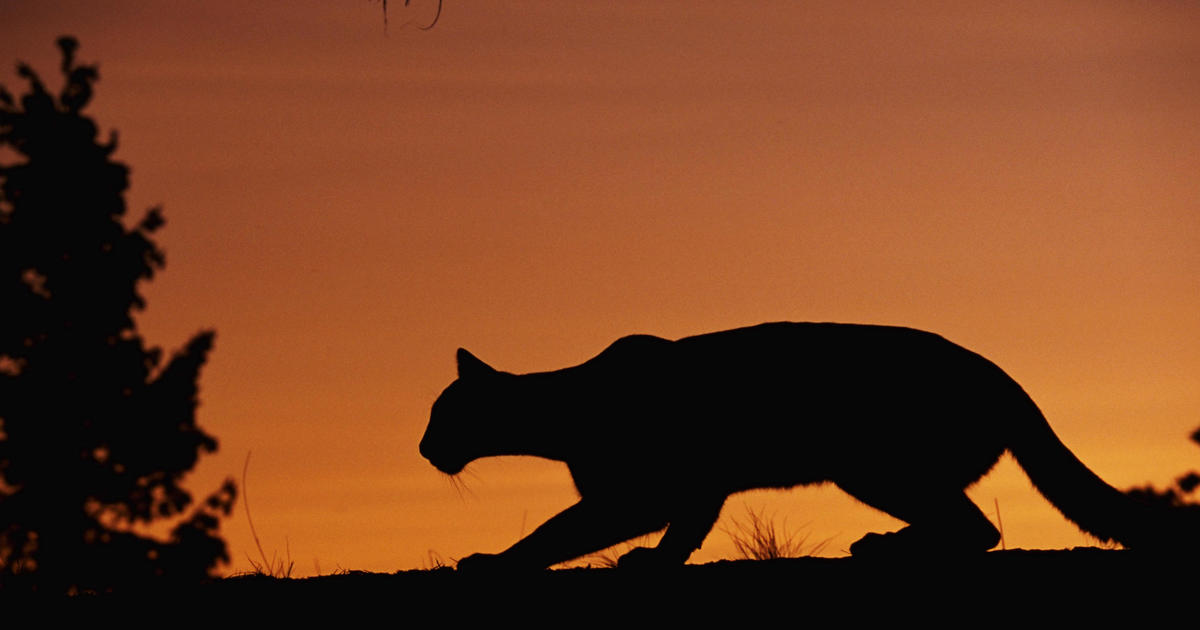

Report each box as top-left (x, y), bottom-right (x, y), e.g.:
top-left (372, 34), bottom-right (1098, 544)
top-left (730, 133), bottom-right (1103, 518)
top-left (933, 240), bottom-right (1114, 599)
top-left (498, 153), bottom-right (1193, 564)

top-left (443, 469), bottom-right (475, 501)
top-left (462, 466), bottom-right (483, 485)
top-left (442, 473), bottom-right (462, 500)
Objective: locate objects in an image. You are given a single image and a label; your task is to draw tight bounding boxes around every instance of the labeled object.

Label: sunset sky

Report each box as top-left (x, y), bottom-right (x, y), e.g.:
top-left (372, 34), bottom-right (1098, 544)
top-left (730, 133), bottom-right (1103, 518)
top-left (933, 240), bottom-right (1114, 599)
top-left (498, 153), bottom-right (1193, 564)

top-left (2, 1), bottom-right (1198, 575)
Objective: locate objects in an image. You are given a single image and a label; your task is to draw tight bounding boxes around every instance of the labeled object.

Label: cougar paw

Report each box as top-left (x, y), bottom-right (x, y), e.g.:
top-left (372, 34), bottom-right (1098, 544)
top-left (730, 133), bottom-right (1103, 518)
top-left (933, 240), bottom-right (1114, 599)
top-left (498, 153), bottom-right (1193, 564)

top-left (850, 528), bottom-right (938, 557)
top-left (849, 532), bottom-right (900, 557)
top-left (455, 552), bottom-right (515, 573)
top-left (616, 546), bottom-right (677, 570)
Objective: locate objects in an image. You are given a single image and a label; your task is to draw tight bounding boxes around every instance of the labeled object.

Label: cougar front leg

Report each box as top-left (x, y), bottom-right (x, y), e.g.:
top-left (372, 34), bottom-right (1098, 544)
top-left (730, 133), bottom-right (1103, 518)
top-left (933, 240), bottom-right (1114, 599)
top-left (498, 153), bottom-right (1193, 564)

top-left (456, 498), bottom-right (668, 572)
top-left (617, 494), bottom-right (727, 568)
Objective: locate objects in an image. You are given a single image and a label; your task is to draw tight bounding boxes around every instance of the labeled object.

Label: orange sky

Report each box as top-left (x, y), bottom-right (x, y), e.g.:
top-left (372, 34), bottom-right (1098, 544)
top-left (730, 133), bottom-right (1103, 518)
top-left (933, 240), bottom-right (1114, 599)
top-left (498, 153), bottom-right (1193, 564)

top-left (2, 1), bottom-right (1198, 574)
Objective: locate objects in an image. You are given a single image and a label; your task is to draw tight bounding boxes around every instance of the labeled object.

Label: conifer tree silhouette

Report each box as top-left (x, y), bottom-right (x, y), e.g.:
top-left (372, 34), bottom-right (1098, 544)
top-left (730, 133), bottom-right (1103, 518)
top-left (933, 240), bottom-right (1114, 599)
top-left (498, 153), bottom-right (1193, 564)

top-left (0, 37), bottom-right (235, 592)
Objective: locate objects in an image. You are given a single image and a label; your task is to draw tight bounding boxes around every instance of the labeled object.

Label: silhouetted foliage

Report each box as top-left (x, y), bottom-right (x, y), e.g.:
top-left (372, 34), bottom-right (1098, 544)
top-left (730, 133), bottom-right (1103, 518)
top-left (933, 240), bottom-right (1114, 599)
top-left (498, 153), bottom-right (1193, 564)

top-left (1126, 428), bottom-right (1200, 512)
top-left (0, 37), bottom-right (235, 593)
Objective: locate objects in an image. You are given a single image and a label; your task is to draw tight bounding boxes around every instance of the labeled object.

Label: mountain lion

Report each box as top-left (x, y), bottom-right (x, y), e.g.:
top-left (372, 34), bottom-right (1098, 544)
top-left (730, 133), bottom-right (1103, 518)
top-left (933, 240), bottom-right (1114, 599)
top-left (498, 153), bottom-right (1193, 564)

top-left (420, 322), bottom-right (1170, 570)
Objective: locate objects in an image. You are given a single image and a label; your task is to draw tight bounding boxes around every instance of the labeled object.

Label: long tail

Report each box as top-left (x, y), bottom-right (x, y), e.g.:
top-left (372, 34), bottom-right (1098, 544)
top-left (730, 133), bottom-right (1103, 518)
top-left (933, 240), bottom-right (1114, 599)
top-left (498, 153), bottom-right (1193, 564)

top-left (1007, 392), bottom-right (1166, 550)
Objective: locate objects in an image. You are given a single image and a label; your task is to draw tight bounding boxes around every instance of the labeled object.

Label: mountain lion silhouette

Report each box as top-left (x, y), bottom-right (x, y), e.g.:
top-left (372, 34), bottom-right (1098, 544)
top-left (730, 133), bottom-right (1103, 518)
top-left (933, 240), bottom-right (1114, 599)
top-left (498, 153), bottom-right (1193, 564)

top-left (420, 322), bottom-right (1168, 570)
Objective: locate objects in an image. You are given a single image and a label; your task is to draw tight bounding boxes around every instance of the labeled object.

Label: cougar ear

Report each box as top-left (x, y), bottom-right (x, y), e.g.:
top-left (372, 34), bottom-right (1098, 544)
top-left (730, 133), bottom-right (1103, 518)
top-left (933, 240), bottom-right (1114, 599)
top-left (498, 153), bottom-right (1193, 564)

top-left (456, 348), bottom-right (497, 379)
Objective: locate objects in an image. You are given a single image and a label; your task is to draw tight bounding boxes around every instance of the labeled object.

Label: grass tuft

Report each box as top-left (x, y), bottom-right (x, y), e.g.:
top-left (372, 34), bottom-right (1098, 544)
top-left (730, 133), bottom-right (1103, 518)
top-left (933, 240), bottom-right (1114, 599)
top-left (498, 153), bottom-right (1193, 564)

top-left (722, 506), bottom-right (830, 560)
top-left (241, 452), bottom-right (295, 578)
top-left (424, 550), bottom-right (450, 570)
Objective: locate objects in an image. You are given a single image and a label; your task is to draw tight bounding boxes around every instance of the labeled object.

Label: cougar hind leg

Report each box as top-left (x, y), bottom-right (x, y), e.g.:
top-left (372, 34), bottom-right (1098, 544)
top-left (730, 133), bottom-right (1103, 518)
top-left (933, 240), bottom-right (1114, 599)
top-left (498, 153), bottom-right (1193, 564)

top-left (837, 480), bottom-right (1001, 557)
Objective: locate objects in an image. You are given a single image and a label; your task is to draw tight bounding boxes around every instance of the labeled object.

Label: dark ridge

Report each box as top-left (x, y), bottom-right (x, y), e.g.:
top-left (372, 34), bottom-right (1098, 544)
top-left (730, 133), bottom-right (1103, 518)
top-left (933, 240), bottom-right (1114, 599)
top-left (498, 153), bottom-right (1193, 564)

top-left (36, 550), bottom-right (1195, 621)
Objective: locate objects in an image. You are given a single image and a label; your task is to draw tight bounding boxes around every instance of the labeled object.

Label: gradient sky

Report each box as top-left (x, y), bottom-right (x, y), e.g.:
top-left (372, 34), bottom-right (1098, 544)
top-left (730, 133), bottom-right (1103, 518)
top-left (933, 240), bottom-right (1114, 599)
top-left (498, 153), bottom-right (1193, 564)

top-left (2, 1), bottom-right (1198, 575)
